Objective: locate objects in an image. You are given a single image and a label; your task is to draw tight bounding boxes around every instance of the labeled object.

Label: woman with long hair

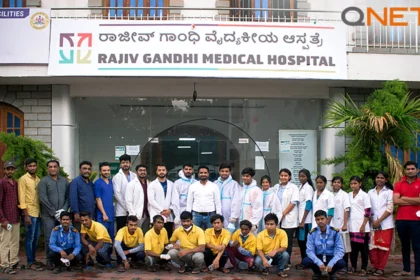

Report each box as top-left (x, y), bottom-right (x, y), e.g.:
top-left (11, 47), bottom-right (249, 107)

top-left (367, 172), bottom-right (394, 276)
top-left (295, 169), bottom-right (314, 270)
top-left (348, 176), bottom-right (371, 276)
top-left (258, 175), bottom-right (282, 232)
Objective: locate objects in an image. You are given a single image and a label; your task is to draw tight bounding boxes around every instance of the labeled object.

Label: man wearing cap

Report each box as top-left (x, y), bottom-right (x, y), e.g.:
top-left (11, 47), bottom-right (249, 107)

top-left (0, 161), bottom-right (20, 274)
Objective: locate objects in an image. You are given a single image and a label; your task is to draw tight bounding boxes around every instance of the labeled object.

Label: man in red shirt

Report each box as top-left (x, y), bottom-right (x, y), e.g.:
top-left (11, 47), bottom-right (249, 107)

top-left (393, 161), bottom-right (420, 279)
top-left (0, 161), bottom-right (21, 275)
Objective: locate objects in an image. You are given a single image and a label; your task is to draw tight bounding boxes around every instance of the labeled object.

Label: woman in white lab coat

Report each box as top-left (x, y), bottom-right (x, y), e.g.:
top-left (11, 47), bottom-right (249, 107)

top-left (311, 175), bottom-right (335, 229)
top-left (296, 168), bottom-right (314, 270)
top-left (258, 175), bottom-right (282, 232)
top-left (367, 172), bottom-right (394, 276)
top-left (348, 176), bottom-right (371, 276)
top-left (272, 168), bottom-right (299, 270)
top-left (331, 176), bottom-right (351, 274)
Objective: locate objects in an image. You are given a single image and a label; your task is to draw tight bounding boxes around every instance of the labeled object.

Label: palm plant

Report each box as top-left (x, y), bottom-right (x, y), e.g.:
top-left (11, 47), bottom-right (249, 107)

top-left (322, 80), bottom-right (420, 188)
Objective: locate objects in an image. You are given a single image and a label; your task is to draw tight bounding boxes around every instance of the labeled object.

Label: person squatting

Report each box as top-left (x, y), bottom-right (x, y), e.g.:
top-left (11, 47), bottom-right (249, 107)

top-left (0, 155), bottom-right (419, 280)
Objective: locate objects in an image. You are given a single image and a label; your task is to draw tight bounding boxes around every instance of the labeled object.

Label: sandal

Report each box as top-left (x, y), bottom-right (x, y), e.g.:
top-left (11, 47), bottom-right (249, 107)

top-left (359, 269), bottom-right (367, 276)
top-left (34, 261), bottom-right (46, 267)
top-left (393, 271), bottom-right (411, 276)
top-left (130, 262), bottom-right (140, 269)
top-left (27, 263), bottom-right (44, 271)
top-left (147, 266), bottom-right (156, 272)
top-left (2, 267), bottom-right (16, 275)
top-left (117, 264), bottom-right (125, 273)
top-left (201, 267), bottom-right (209, 272)
top-left (338, 268), bottom-right (348, 275)
top-left (367, 268), bottom-right (377, 274)
top-left (347, 268), bottom-right (356, 275)
top-left (178, 266), bottom-right (186, 274)
top-left (278, 271), bottom-right (288, 278)
top-left (220, 268), bottom-right (229, 273)
top-left (373, 270), bottom-right (384, 276)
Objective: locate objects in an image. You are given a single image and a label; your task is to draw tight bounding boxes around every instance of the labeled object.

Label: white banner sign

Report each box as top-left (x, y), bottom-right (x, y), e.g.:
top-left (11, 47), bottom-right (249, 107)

top-left (279, 130), bottom-right (317, 186)
top-left (0, 8), bottom-right (50, 64)
top-left (48, 20), bottom-right (347, 79)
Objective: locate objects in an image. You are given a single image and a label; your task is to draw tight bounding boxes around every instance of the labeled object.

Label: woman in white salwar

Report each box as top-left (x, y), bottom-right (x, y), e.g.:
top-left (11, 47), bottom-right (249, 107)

top-left (331, 176), bottom-right (351, 275)
top-left (258, 175), bottom-right (282, 232)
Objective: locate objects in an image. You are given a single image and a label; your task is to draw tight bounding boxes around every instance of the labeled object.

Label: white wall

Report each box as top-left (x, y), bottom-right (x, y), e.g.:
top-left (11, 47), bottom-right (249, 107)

top-left (182, 0), bottom-right (218, 20)
top-left (41, 0), bottom-right (91, 18)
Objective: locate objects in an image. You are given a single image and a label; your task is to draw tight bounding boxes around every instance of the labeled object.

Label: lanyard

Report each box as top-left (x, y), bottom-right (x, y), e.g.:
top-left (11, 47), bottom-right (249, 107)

top-left (320, 232), bottom-right (328, 262)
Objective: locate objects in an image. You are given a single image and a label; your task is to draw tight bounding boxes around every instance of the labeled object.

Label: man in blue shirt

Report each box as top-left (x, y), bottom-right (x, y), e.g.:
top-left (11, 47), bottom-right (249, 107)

top-left (95, 162), bottom-right (114, 240)
top-left (302, 210), bottom-right (345, 280)
top-left (48, 211), bottom-right (82, 274)
top-left (69, 161), bottom-right (95, 231)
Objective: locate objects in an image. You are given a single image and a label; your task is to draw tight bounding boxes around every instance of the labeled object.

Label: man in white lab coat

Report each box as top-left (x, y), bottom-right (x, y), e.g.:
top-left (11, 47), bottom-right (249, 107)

top-left (148, 163), bottom-right (175, 239)
top-left (172, 164), bottom-right (196, 228)
top-left (112, 154), bottom-right (137, 231)
top-left (214, 163), bottom-right (241, 228)
top-left (238, 167), bottom-right (263, 236)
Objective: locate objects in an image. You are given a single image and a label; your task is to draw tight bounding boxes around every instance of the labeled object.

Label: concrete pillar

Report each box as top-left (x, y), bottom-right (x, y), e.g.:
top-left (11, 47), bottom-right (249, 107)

top-left (52, 85), bottom-right (76, 178)
top-left (320, 88), bottom-right (346, 187)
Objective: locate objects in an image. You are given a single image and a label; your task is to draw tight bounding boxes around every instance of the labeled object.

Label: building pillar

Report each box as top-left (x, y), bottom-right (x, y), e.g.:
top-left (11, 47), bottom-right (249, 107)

top-left (320, 88), bottom-right (346, 187)
top-left (52, 85), bottom-right (76, 178)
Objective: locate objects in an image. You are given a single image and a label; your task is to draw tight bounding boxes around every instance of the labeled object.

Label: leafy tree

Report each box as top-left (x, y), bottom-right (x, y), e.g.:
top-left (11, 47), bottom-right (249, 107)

top-left (322, 80), bottom-right (420, 190)
top-left (0, 132), bottom-right (68, 179)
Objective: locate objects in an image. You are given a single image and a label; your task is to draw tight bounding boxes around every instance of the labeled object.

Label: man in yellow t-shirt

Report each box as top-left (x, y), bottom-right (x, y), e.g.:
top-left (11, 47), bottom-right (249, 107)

top-left (144, 215), bottom-right (172, 272)
top-left (255, 213), bottom-right (289, 278)
top-left (168, 211), bottom-right (205, 274)
top-left (227, 219), bottom-right (256, 272)
top-left (114, 215), bottom-right (145, 272)
top-left (80, 211), bottom-right (113, 268)
top-left (203, 214), bottom-right (231, 273)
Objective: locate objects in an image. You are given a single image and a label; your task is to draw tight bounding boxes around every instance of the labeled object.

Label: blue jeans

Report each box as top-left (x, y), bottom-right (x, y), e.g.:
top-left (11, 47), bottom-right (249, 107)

top-left (98, 219), bottom-right (115, 241)
top-left (25, 216), bottom-right (41, 265)
top-left (255, 251), bottom-right (289, 273)
top-left (192, 211), bottom-right (215, 230)
top-left (302, 256), bottom-right (346, 276)
top-left (396, 220), bottom-right (420, 276)
top-left (82, 241), bottom-right (113, 265)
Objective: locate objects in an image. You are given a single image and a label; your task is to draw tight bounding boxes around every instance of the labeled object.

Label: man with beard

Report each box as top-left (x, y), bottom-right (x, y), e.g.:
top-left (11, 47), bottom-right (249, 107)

top-left (18, 158), bottom-right (43, 271)
top-left (148, 163), bottom-right (174, 239)
top-left (203, 214), bottom-right (231, 273)
top-left (125, 164), bottom-right (149, 234)
top-left (393, 161), bottom-right (420, 279)
top-left (114, 215), bottom-right (145, 272)
top-left (69, 161), bottom-right (95, 231)
top-left (113, 154), bottom-right (136, 231)
top-left (187, 166), bottom-right (221, 230)
top-left (214, 163), bottom-right (241, 228)
top-left (95, 162), bottom-right (114, 240)
top-left (38, 160), bottom-right (69, 270)
top-left (172, 164), bottom-right (196, 229)
top-left (48, 211), bottom-right (82, 274)
top-left (0, 161), bottom-right (20, 275)
top-left (168, 211), bottom-right (205, 274)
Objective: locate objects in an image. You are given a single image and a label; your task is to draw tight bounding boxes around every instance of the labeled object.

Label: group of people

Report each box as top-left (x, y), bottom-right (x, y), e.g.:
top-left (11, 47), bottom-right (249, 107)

top-left (0, 154), bottom-right (419, 280)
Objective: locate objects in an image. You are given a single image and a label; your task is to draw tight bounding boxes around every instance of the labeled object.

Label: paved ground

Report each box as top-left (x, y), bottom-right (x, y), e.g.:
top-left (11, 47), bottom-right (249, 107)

top-left (1, 247), bottom-right (416, 280)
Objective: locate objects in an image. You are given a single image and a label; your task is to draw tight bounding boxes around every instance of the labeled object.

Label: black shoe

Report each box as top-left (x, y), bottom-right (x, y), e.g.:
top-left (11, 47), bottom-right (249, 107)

top-left (53, 266), bottom-right (62, 274)
top-left (46, 262), bottom-right (54, 271)
top-left (262, 268), bottom-right (269, 276)
top-left (312, 273), bottom-right (321, 280)
top-left (329, 274), bottom-right (337, 280)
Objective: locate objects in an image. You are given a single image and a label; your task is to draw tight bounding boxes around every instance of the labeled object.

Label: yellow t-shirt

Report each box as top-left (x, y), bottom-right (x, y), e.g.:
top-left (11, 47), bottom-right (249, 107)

top-left (115, 226), bottom-right (144, 248)
top-left (231, 229), bottom-right (257, 256)
top-left (170, 225), bottom-right (205, 250)
top-left (18, 172), bottom-right (40, 217)
top-left (81, 220), bottom-right (112, 243)
top-left (144, 227), bottom-right (168, 255)
top-left (205, 228), bottom-right (231, 255)
top-left (257, 228), bottom-right (288, 255)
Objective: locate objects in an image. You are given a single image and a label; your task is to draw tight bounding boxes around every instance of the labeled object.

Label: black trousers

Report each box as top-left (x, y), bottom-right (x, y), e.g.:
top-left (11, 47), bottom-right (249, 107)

top-left (281, 227), bottom-right (296, 264)
top-left (48, 248), bottom-right (82, 267)
top-left (164, 222), bottom-right (174, 240)
top-left (116, 216), bottom-right (128, 232)
top-left (204, 248), bottom-right (227, 268)
top-left (350, 234), bottom-right (369, 270)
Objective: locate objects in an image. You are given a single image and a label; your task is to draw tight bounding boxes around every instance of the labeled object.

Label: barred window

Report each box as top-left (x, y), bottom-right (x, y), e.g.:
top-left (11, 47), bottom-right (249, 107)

top-left (103, 0), bottom-right (169, 19)
top-left (1, 0), bottom-right (26, 7)
top-left (231, 0), bottom-right (297, 22)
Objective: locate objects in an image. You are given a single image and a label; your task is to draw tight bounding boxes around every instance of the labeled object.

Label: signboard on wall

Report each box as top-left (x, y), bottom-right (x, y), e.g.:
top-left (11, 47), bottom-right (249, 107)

top-left (279, 130), bottom-right (317, 185)
top-left (48, 19), bottom-right (347, 79)
top-left (0, 8), bottom-right (50, 64)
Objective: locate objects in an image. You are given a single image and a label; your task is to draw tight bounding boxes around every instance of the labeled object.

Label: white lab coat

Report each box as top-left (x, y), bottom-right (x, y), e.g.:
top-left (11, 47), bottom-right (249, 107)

top-left (171, 170), bottom-right (197, 219)
top-left (238, 179), bottom-right (263, 231)
top-left (331, 189), bottom-right (351, 231)
top-left (148, 178), bottom-right (175, 223)
top-left (259, 188), bottom-right (283, 232)
top-left (298, 183), bottom-right (314, 225)
top-left (273, 182), bottom-right (299, 229)
top-left (125, 177), bottom-right (145, 220)
top-left (112, 169), bottom-right (137, 217)
top-left (368, 187), bottom-right (394, 230)
top-left (349, 190), bottom-right (371, 233)
top-left (214, 175), bottom-right (241, 227)
top-left (311, 188), bottom-right (335, 229)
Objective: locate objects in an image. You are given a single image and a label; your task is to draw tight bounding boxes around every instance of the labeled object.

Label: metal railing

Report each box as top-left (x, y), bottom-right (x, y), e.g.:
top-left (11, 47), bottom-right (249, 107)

top-left (48, 7), bottom-right (420, 53)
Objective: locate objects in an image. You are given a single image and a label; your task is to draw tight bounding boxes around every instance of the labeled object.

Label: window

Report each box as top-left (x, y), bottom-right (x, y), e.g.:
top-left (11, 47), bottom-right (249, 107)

top-left (103, 0), bottom-right (169, 19)
top-left (231, 0), bottom-right (297, 22)
top-left (1, 0), bottom-right (26, 7)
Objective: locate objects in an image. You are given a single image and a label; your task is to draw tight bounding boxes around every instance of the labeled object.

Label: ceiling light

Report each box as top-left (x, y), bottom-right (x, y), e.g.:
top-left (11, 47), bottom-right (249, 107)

top-left (178, 146), bottom-right (191, 149)
top-left (201, 152), bottom-right (213, 155)
top-left (179, 138), bottom-right (196, 141)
